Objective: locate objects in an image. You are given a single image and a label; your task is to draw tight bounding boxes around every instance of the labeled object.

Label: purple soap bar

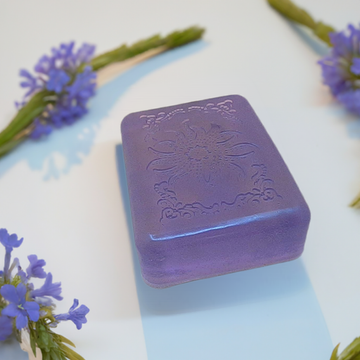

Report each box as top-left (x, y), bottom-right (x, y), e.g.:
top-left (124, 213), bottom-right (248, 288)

top-left (121, 95), bottom-right (310, 288)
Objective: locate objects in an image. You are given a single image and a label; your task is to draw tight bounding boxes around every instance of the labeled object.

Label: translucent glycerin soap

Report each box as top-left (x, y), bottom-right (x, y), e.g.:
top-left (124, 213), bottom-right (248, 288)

top-left (121, 95), bottom-right (310, 288)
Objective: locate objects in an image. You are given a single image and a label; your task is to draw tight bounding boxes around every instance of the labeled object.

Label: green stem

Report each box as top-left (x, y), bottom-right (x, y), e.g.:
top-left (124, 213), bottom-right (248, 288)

top-left (90, 26), bottom-right (205, 71)
top-left (0, 138), bottom-right (25, 157)
top-left (0, 90), bottom-right (51, 147)
top-left (267, 0), bottom-right (336, 46)
top-left (0, 26), bottom-right (205, 159)
top-left (350, 193), bottom-right (360, 208)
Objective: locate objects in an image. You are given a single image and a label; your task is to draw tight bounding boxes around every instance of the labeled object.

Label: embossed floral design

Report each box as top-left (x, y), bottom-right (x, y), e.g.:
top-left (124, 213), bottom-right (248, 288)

top-left (147, 120), bottom-right (258, 184)
top-left (221, 164), bottom-right (281, 209)
top-left (155, 181), bottom-right (220, 222)
top-left (154, 164), bottom-right (281, 222)
top-left (188, 100), bottom-right (238, 121)
top-left (142, 98), bottom-right (281, 222)
top-left (142, 108), bottom-right (186, 134)
top-left (142, 100), bottom-right (239, 136)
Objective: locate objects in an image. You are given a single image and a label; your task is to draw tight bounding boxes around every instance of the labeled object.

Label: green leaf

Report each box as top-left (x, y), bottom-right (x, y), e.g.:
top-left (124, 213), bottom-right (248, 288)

top-left (59, 344), bottom-right (85, 360)
top-left (50, 347), bottom-right (64, 360)
top-left (36, 323), bottom-right (54, 352)
top-left (338, 337), bottom-right (360, 360)
top-left (30, 329), bottom-right (38, 358)
top-left (330, 343), bottom-right (340, 360)
top-left (15, 329), bottom-right (22, 343)
top-left (57, 334), bottom-right (76, 348)
top-left (42, 350), bottom-right (51, 360)
top-left (10, 274), bottom-right (23, 287)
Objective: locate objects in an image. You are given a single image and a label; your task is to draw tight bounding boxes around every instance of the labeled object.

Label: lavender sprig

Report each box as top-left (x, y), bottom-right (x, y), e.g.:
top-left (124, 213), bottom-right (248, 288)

top-left (0, 228), bottom-right (89, 360)
top-left (267, 0), bottom-right (360, 208)
top-left (0, 26), bottom-right (205, 159)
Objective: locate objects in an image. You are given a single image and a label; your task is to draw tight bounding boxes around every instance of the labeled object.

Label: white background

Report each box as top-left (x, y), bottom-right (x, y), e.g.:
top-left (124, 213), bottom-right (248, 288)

top-left (1, 0), bottom-right (360, 358)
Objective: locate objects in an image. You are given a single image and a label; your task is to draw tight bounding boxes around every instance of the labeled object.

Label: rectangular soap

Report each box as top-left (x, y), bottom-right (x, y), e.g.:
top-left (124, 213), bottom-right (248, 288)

top-left (121, 95), bottom-right (310, 288)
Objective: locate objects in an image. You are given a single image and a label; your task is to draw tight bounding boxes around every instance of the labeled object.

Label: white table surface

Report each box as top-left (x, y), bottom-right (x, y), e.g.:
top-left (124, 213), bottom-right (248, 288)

top-left (1, 0), bottom-right (360, 359)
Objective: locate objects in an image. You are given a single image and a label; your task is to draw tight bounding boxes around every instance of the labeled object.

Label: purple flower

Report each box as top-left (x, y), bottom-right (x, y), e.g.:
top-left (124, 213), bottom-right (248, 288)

top-left (48, 101), bottom-right (88, 128)
top-left (46, 69), bottom-right (70, 93)
top-left (15, 100), bottom-right (26, 109)
top-left (26, 255), bottom-right (46, 279)
top-left (34, 296), bottom-right (54, 307)
top-left (337, 90), bottom-right (360, 114)
top-left (31, 273), bottom-right (63, 301)
top-left (17, 269), bottom-right (27, 283)
top-left (30, 119), bottom-right (53, 140)
top-left (21, 41), bottom-right (97, 139)
top-left (318, 24), bottom-right (360, 115)
top-left (34, 55), bottom-right (55, 75)
top-left (6, 259), bottom-right (28, 284)
top-left (51, 42), bottom-right (95, 70)
top-left (67, 66), bottom-right (96, 101)
top-left (51, 42), bottom-right (76, 70)
top-left (55, 299), bottom-right (89, 330)
top-left (0, 229), bottom-right (23, 278)
top-left (19, 69), bottom-right (41, 97)
top-left (42, 66), bottom-right (97, 130)
top-left (0, 315), bottom-right (13, 341)
top-left (351, 58), bottom-right (360, 75)
top-left (75, 44), bottom-right (96, 65)
top-left (1, 284), bottom-right (39, 330)
top-left (0, 229), bottom-right (23, 253)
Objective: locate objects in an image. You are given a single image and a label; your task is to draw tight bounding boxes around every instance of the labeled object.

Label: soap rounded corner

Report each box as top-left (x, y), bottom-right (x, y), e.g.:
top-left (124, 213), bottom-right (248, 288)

top-left (291, 244), bottom-right (306, 262)
top-left (227, 94), bottom-right (251, 106)
top-left (140, 271), bottom-right (167, 289)
top-left (300, 200), bottom-right (311, 226)
top-left (120, 112), bottom-right (138, 134)
top-left (304, 203), bottom-right (311, 224)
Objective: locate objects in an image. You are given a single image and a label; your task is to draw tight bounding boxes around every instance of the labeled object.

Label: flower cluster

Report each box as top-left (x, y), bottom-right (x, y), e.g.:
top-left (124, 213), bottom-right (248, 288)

top-left (0, 228), bottom-right (89, 360)
top-left (18, 42), bottom-right (97, 139)
top-left (318, 25), bottom-right (360, 115)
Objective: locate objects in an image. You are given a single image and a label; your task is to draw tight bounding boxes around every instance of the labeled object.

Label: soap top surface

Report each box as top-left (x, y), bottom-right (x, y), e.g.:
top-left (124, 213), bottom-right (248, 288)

top-left (121, 95), bottom-right (307, 243)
